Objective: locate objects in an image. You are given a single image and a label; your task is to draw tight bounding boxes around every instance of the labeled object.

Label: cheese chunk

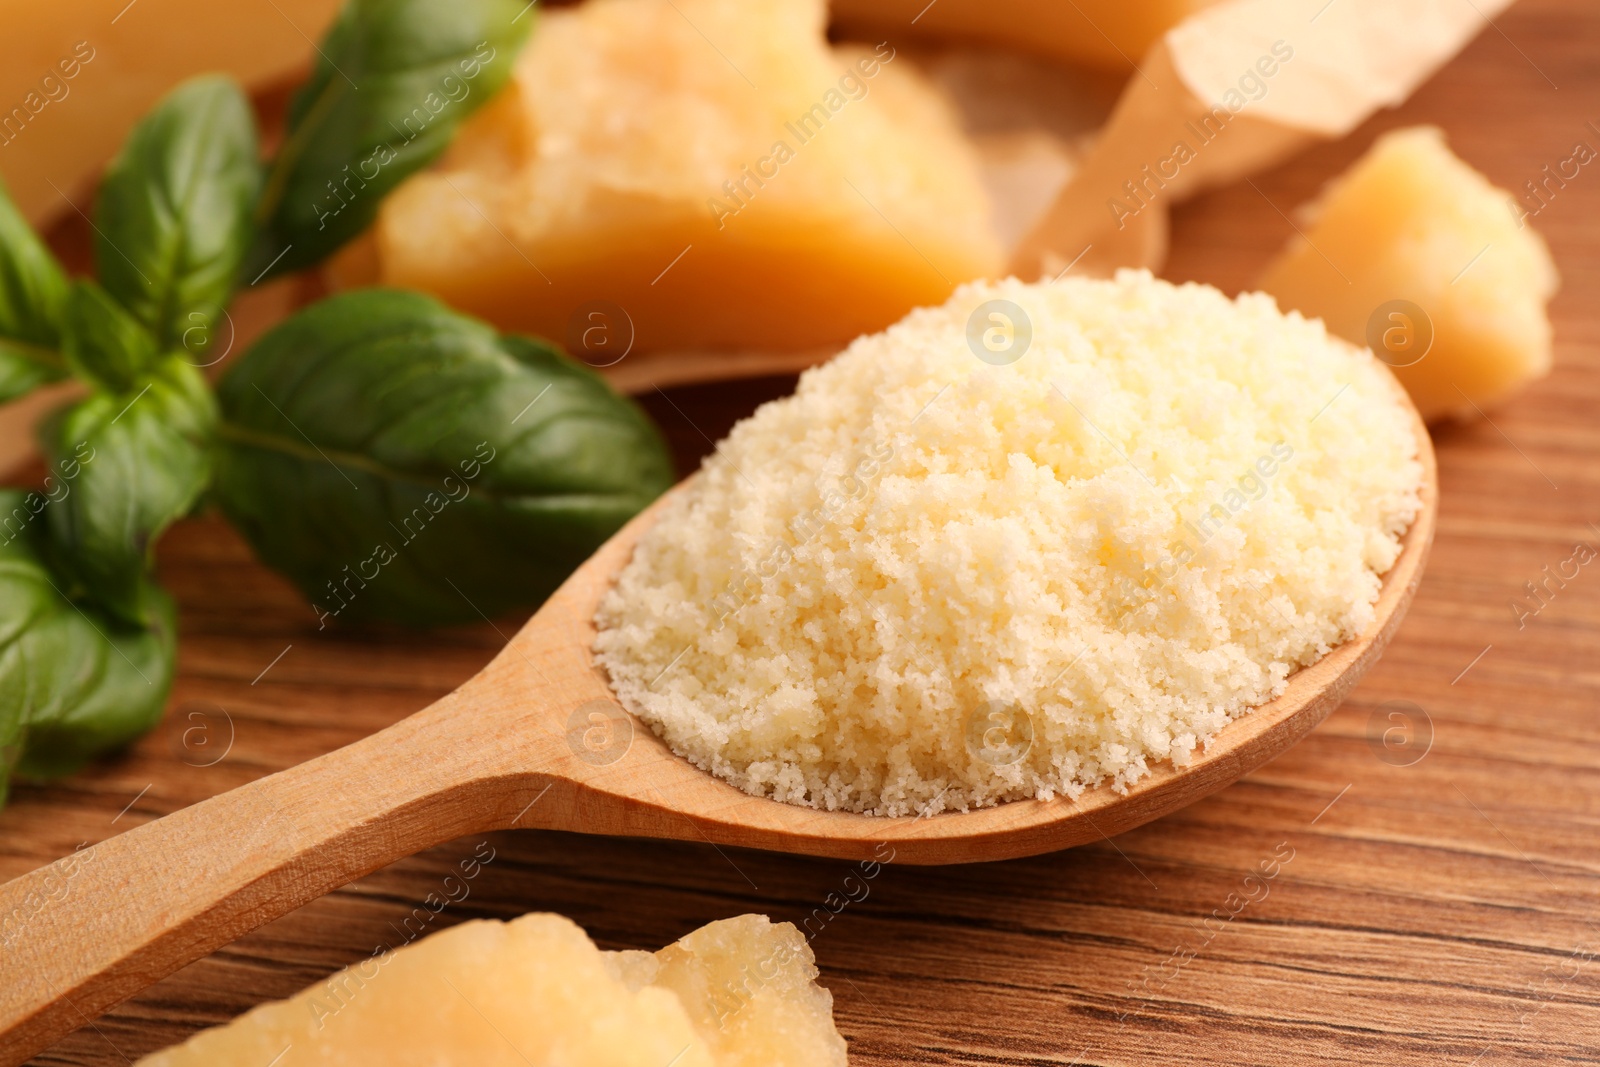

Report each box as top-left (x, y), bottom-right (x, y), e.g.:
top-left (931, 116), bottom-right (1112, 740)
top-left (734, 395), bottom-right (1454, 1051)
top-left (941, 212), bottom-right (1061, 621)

top-left (135, 913), bottom-right (846, 1067)
top-left (0, 0), bottom-right (339, 226)
top-left (1259, 127), bottom-right (1558, 422)
top-left (370, 0), bottom-right (1000, 354)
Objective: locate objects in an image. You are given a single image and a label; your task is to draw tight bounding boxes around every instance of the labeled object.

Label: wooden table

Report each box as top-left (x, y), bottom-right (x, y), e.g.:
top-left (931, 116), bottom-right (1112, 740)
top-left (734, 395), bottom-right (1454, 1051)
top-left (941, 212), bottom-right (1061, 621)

top-left (6, 0), bottom-right (1599, 1061)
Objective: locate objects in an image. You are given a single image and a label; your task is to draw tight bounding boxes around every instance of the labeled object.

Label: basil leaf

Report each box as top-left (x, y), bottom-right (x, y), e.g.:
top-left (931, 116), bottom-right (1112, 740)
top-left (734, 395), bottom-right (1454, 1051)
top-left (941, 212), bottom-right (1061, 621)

top-left (95, 75), bottom-right (260, 353)
top-left (212, 289), bottom-right (673, 626)
top-left (62, 281), bottom-right (161, 394)
top-left (0, 339), bottom-right (65, 405)
top-left (41, 357), bottom-right (215, 623)
top-left (252, 0), bottom-right (532, 278)
top-left (0, 175), bottom-right (69, 402)
top-left (0, 492), bottom-right (175, 799)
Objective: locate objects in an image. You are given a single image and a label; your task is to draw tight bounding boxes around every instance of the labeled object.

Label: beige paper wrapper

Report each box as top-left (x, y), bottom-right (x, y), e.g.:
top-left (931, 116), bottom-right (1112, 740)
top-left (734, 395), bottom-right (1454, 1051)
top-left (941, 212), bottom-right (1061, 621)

top-left (1011, 0), bottom-right (1515, 278)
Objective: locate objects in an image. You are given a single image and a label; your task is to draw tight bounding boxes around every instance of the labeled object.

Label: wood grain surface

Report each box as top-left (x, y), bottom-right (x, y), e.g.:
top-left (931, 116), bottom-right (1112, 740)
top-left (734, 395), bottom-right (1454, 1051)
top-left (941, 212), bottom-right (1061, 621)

top-left (4, 0), bottom-right (1599, 1062)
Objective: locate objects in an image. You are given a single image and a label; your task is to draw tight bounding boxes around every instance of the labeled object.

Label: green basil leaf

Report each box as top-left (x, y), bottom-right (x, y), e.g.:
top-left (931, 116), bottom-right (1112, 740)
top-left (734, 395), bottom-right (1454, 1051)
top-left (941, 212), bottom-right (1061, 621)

top-left (0, 175), bottom-right (69, 402)
top-left (251, 0), bottom-right (532, 278)
top-left (0, 491), bottom-right (175, 800)
top-left (212, 289), bottom-right (673, 626)
top-left (41, 357), bottom-right (215, 623)
top-left (62, 281), bottom-right (161, 394)
top-left (0, 338), bottom-right (66, 405)
top-left (95, 75), bottom-right (260, 353)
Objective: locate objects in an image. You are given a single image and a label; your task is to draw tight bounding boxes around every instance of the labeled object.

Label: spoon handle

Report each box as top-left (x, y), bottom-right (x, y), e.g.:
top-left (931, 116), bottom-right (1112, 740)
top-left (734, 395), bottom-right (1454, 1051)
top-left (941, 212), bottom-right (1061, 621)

top-left (0, 693), bottom-right (553, 1067)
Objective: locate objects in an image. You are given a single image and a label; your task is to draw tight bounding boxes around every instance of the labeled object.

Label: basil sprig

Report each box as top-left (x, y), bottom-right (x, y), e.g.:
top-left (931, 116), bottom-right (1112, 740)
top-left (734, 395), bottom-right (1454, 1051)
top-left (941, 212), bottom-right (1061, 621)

top-left (251, 0), bottom-right (532, 279)
top-left (0, 0), bottom-right (675, 808)
top-left (0, 67), bottom-right (241, 794)
top-left (213, 290), bottom-right (673, 626)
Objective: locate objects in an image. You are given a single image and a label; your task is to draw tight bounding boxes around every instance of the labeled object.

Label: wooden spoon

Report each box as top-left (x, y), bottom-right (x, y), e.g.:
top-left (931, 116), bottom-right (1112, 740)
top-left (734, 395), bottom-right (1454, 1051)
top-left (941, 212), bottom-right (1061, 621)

top-left (0, 394), bottom-right (1435, 1064)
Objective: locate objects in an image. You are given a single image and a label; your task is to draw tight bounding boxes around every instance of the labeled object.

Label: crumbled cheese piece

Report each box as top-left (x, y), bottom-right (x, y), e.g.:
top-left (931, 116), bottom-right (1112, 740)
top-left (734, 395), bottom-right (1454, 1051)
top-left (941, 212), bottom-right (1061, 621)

top-left (1259, 126), bottom-right (1558, 422)
top-left (136, 913), bottom-right (844, 1067)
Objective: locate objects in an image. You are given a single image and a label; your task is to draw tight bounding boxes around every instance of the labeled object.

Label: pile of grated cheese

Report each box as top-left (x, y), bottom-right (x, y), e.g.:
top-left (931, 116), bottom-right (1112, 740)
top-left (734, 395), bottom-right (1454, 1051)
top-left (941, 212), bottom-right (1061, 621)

top-left (594, 272), bottom-right (1422, 816)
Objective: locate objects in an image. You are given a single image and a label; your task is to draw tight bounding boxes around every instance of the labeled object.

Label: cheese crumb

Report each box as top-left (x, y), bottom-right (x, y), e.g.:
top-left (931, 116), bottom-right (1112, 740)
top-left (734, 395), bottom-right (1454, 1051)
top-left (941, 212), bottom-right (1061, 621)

top-left (595, 272), bottom-right (1422, 816)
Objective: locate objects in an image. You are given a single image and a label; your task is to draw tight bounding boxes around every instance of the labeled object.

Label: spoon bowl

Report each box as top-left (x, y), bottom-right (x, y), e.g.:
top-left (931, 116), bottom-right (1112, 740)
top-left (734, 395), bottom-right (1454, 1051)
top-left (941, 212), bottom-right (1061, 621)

top-left (0, 383), bottom-right (1435, 1065)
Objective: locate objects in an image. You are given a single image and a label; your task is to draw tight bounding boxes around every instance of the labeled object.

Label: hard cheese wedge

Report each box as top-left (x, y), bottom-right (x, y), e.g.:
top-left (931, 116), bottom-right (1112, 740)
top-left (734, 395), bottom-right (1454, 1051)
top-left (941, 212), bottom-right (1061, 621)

top-left (367, 0), bottom-right (1000, 354)
top-left (1259, 126), bottom-right (1558, 422)
top-left (0, 0), bottom-right (339, 226)
top-left (134, 913), bottom-right (847, 1067)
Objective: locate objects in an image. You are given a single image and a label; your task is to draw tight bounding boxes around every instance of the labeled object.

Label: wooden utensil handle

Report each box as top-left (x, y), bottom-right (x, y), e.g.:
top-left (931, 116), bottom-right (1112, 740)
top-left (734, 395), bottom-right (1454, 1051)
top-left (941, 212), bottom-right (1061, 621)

top-left (0, 693), bottom-right (552, 1067)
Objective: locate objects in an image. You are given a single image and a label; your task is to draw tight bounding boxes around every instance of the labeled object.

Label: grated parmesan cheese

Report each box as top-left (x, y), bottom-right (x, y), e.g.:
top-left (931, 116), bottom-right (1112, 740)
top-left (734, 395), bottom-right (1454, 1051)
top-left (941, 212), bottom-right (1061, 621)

top-left (594, 272), bottom-right (1422, 816)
